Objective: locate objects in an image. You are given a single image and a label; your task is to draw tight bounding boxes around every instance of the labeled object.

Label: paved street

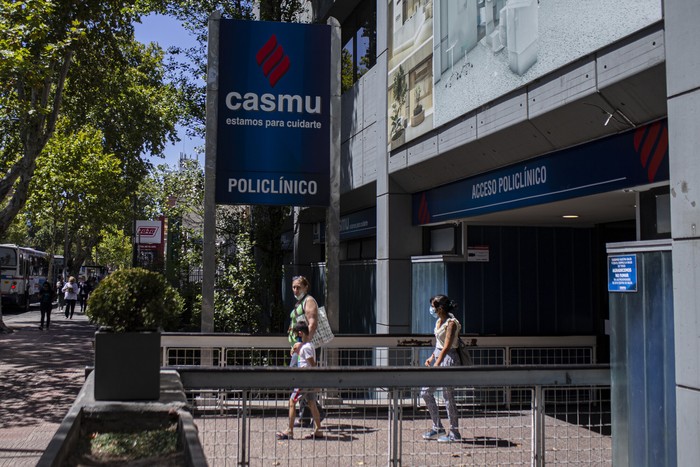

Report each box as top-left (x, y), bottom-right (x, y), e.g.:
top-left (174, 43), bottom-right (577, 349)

top-left (0, 305), bottom-right (96, 466)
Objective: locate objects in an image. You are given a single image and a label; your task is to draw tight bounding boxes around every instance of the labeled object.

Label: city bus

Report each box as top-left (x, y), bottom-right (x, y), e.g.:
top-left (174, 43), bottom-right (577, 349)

top-left (0, 244), bottom-right (50, 310)
top-left (79, 264), bottom-right (107, 281)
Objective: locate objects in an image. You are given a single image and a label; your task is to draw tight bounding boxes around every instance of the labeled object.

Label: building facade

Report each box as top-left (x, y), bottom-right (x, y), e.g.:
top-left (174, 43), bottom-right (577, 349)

top-left (284, 1), bottom-right (699, 462)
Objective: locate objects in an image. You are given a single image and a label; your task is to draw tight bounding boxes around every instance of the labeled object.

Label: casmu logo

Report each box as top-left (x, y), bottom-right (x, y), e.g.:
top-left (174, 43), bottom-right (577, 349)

top-left (256, 35), bottom-right (290, 87)
top-left (225, 92), bottom-right (321, 114)
top-left (225, 34), bottom-right (322, 115)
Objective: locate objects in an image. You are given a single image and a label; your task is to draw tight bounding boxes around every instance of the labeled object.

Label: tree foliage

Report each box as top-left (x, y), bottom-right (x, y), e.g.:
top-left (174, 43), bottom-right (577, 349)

top-left (0, 0), bottom-right (182, 329)
top-left (139, 159), bottom-right (269, 332)
top-left (0, 0), bottom-right (307, 334)
top-left (95, 228), bottom-right (132, 272)
top-left (24, 120), bottom-right (126, 274)
top-left (61, 37), bottom-right (181, 193)
top-left (142, 159), bottom-right (204, 222)
top-left (214, 208), bottom-right (263, 332)
top-left (1, 0), bottom-right (182, 278)
top-left (0, 0), bottom-right (164, 236)
top-left (341, 47), bottom-right (354, 93)
top-left (138, 159), bottom-right (206, 329)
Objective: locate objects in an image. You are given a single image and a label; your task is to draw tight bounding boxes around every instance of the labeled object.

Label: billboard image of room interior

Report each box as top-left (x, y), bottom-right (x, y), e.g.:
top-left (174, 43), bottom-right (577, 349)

top-left (387, 0), bottom-right (434, 151)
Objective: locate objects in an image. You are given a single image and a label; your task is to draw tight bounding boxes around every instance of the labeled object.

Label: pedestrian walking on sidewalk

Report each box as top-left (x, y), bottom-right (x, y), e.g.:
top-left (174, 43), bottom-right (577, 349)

top-left (56, 277), bottom-right (65, 313)
top-left (288, 275), bottom-right (325, 428)
top-left (38, 281), bottom-right (54, 330)
top-left (276, 321), bottom-right (323, 440)
top-left (79, 277), bottom-right (94, 313)
top-left (62, 276), bottom-right (78, 319)
top-left (421, 294), bottom-right (462, 443)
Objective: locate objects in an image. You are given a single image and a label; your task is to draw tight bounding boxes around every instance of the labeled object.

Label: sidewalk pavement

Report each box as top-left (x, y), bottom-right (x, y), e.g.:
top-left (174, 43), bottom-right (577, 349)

top-left (0, 305), bottom-right (96, 466)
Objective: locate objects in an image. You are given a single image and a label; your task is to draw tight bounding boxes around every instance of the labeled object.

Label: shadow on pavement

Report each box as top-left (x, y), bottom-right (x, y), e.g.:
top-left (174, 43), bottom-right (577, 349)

top-left (0, 308), bottom-right (96, 430)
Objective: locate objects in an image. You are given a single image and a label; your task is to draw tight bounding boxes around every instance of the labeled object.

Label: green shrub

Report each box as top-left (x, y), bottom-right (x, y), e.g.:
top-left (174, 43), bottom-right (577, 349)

top-left (86, 268), bottom-right (183, 332)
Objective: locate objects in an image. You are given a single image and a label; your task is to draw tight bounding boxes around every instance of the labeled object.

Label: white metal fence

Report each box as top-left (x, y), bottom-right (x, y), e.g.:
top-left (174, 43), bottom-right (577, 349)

top-left (161, 335), bottom-right (606, 465)
top-left (175, 366), bottom-right (611, 467)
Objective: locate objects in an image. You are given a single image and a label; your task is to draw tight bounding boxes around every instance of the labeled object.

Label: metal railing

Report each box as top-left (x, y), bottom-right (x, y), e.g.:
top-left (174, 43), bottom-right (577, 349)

top-left (161, 334), bottom-right (597, 369)
top-left (174, 365), bottom-right (611, 467)
top-left (161, 335), bottom-right (604, 465)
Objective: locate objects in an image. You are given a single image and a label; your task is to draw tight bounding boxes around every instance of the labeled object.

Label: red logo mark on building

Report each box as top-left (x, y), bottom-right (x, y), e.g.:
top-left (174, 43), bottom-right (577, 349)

top-left (137, 227), bottom-right (158, 237)
top-left (256, 35), bottom-right (290, 87)
top-left (633, 121), bottom-right (668, 183)
top-left (418, 192), bottom-right (431, 225)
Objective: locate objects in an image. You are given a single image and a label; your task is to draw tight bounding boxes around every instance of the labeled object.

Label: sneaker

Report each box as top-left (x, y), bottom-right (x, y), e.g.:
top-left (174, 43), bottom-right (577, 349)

top-left (422, 428), bottom-right (446, 439)
top-left (438, 430), bottom-right (462, 443)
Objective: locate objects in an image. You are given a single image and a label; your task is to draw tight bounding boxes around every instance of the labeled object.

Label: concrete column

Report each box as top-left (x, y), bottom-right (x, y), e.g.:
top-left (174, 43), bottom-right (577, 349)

top-left (664, 0), bottom-right (700, 464)
top-left (376, 188), bottom-right (420, 334)
top-left (375, 0), bottom-right (422, 334)
top-left (326, 17), bottom-right (341, 332)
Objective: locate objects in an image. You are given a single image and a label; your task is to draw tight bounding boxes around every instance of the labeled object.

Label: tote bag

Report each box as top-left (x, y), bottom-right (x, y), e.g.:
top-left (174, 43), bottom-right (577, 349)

top-left (456, 337), bottom-right (473, 366)
top-left (310, 305), bottom-right (334, 348)
top-left (294, 300), bottom-right (335, 348)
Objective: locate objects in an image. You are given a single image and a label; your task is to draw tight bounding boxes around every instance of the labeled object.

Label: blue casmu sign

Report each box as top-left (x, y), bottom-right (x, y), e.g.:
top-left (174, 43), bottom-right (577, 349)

top-left (216, 20), bottom-right (331, 206)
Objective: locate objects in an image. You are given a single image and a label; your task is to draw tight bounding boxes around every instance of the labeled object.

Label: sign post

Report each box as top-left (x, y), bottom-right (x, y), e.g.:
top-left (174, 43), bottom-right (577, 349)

top-left (202, 11), bottom-right (221, 332)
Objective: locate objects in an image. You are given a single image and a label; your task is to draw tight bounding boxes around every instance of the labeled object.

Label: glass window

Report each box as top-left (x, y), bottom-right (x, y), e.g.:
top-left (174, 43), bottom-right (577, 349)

top-left (341, 0), bottom-right (377, 93)
top-left (430, 227), bottom-right (455, 253)
top-left (423, 224), bottom-right (462, 255)
top-left (0, 247), bottom-right (17, 269)
top-left (31, 256), bottom-right (49, 276)
top-left (341, 237), bottom-right (377, 261)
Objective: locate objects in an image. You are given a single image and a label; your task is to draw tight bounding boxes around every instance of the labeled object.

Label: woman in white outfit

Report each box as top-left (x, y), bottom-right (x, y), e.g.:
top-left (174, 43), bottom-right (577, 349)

top-left (421, 294), bottom-right (462, 443)
top-left (62, 276), bottom-right (78, 319)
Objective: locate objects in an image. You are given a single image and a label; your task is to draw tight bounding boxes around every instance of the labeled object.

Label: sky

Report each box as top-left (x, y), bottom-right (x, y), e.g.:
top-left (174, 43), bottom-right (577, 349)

top-left (134, 14), bottom-right (205, 168)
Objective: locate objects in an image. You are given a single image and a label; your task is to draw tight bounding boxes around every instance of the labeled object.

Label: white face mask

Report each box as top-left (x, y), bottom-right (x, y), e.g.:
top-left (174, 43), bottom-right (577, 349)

top-left (429, 306), bottom-right (438, 318)
top-left (294, 292), bottom-right (306, 301)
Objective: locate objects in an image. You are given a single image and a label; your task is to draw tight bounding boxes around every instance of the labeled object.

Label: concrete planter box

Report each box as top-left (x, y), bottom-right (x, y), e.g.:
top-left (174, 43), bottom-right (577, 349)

top-left (94, 329), bottom-right (161, 401)
top-left (38, 370), bottom-right (207, 466)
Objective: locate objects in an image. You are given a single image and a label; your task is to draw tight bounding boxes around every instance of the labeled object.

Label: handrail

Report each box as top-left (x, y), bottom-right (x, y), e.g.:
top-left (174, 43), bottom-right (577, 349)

top-left (173, 364), bottom-right (610, 390)
top-left (161, 333), bottom-right (597, 349)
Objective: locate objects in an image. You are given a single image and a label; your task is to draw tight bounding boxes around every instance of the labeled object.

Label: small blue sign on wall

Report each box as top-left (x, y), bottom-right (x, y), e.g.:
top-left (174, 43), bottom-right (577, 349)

top-left (608, 254), bottom-right (638, 292)
top-left (216, 20), bottom-right (331, 206)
